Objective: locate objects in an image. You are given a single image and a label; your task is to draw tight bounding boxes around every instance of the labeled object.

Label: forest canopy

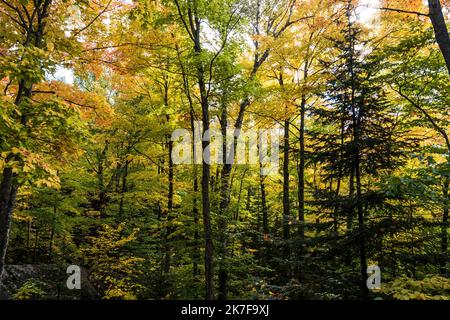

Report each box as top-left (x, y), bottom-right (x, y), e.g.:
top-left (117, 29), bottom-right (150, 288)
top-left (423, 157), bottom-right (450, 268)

top-left (0, 0), bottom-right (449, 300)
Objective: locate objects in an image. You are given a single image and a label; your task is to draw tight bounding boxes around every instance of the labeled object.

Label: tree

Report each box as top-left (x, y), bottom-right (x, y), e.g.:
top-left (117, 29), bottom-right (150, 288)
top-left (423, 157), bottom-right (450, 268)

top-left (380, 0), bottom-right (450, 74)
top-left (310, 0), bottom-right (418, 298)
top-left (0, 0), bottom-right (120, 280)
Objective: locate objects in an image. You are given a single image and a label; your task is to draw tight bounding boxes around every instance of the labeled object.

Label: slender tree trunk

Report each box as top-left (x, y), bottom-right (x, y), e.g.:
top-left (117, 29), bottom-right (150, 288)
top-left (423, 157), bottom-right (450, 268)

top-left (283, 118), bottom-right (291, 270)
top-left (157, 202), bottom-right (165, 297)
top-left (330, 179), bottom-right (338, 236)
top-left (118, 160), bottom-right (130, 217)
top-left (191, 120), bottom-right (200, 282)
top-left (408, 201), bottom-right (417, 278)
top-left (178, 43), bottom-right (201, 283)
top-left (174, 5), bottom-right (214, 299)
top-left (354, 144), bottom-right (368, 298)
top-left (96, 143), bottom-right (109, 216)
top-left (160, 80), bottom-right (174, 292)
top-left (218, 104), bottom-right (230, 300)
top-left (201, 124), bottom-right (213, 300)
top-left (441, 178), bottom-right (449, 275)
top-left (48, 207), bottom-right (56, 259)
top-left (352, 91), bottom-right (368, 299)
top-left (335, 112), bottom-right (345, 236)
top-left (163, 138), bottom-right (174, 275)
top-left (187, 13), bottom-right (215, 299)
top-left (258, 131), bottom-right (269, 235)
top-left (347, 1), bottom-right (368, 297)
top-left (297, 97), bottom-right (306, 242)
top-left (296, 97), bottom-right (306, 281)
top-left (296, 49), bottom-right (311, 251)
top-left (33, 226), bottom-right (39, 263)
top-left (246, 187), bottom-right (252, 212)
top-left (27, 220), bottom-right (31, 252)
top-left (196, 59), bottom-right (214, 300)
top-left (193, 175), bottom-right (200, 279)
top-left (258, 136), bottom-right (269, 265)
top-left (235, 170), bottom-right (247, 221)
top-left (348, 170), bottom-right (355, 232)
top-left (260, 172), bottom-right (268, 235)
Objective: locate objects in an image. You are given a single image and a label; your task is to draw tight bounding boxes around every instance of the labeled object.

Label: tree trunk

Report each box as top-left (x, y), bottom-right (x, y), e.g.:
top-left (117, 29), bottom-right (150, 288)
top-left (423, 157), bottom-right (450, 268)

top-left (187, 13), bottom-right (215, 298)
top-left (355, 146), bottom-right (368, 299)
top-left (160, 79), bottom-right (174, 292)
top-left (118, 160), bottom-right (130, 217)
top-left (246, 187), bottom-right (252, 212)
top-left (27, 220), bottom-right (31, 252)
top-left (193, 175), bottom-right (200, 280)
top-left (297, 97), bottom-right (306, 242)
top-left (201, 125), bottom-right (213, 300)
top-left (173, 4), bottom-right (214, 299)
top-left (179, 45), bottom-right (201, 283)
top-left (191, 117), bottom-right (200, 282)
top-left (296, 97), bottom-right (306, 281)
top-left (258, 137), bottom-right (269, 265)
top-left (235, 170), bottom-right (247, 221)
top-left (441, 178), bottom-right (449, 275)
top-left (196, 57), bottom-right (214, 300)
top-left (33, 225), bottom-right (39, 263)
top-left (260, 172), bottom-right (269, 235)
top-left (258, 130), bottom-right (269, 235)
top-left (163, 138), bottom-right (174, 275)
top-left (0, 168), bottom-right (18, 279)
top-left (48, 208), bottom-right (56, 259)
top-left (96, 142), bottom-right (109, 216)
top-left (218, 104), bottom-right (230, 300)
top-left (283, 118), bottom-right (291, 269)
top-left (348, 170), bottom-right (355, 232)
top-left (347, 1), bottom-right (368, 297)
top-left (428, 0), bottom-right (450, 74)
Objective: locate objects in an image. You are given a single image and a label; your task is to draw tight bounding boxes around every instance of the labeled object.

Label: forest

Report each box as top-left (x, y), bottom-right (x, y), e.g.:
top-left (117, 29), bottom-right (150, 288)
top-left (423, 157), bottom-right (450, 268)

top-left (0, 0), bottom-right (449, 301)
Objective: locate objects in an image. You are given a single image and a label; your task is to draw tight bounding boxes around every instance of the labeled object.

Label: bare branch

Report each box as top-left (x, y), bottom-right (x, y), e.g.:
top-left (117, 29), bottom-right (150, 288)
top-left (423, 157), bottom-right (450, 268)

top-left (378, 7), bottom-right (429, 17)
top-left (72, 0), bottom-right (113, 37)
top-left (173, 0), bottom-right (195, 41)
top-left (392, 84), bottom-right (450, 153)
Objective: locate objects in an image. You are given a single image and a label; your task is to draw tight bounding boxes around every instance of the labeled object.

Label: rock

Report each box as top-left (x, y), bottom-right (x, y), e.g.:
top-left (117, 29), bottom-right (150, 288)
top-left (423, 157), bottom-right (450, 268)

top-left (0, 264), bottom-right (98, 300)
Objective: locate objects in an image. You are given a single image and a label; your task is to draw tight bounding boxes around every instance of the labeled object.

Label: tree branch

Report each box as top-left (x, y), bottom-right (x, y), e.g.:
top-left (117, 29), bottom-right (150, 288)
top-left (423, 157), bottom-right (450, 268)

top-left (72, 0), bottom-right (113, 37)
top-left (378, 7), bottom-right (429, 17)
